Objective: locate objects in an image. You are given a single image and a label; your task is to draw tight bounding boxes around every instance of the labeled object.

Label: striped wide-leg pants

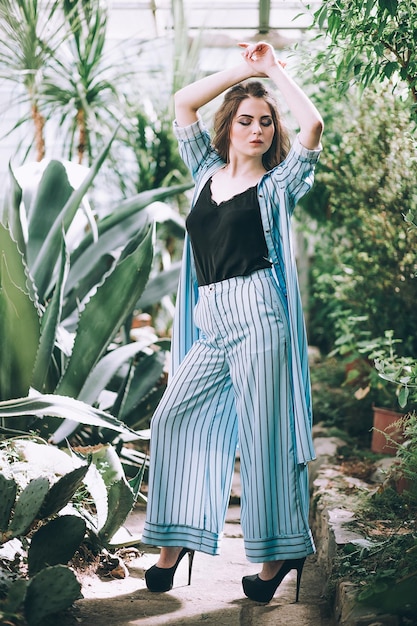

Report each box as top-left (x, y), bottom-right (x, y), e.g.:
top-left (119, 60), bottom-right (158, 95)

top-left (141, 268), bottom-right (315, 563)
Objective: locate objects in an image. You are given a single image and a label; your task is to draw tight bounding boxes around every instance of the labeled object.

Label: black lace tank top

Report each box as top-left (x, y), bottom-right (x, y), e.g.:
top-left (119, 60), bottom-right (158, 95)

top-left (186, 177), bottom-right (271, 286)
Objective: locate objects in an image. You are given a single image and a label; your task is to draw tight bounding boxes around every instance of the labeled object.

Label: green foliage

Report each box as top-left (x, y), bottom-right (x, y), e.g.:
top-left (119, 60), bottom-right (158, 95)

top-left (0, 0), bottom-right (192, 201)
top-left (312, 0), bottom-right (417, 120)
top-left (388, 412), bottom-right (417, 505)
top-left (336, 530), bottom-right (417, 617)
top-left (27, 515), bottom-right (86, 576)
top-left (0, 436), bottom-right (146, 624)
top-left (306, 87), bottom-right (417, 356)
top-left (310, 356), bottom-right (374, 441)
top-left (0, 0), bottom-right (65, 160)
top-left (0, 446), bottom-right (87, 625)
top-left (0, 137), bottom-right (188, 445)
top-left (24, 565), bottom-right (81, 626)
top-left (331, 413), bottom-right (417, 618)
top-left (0, 438), bottom-right (142, 547)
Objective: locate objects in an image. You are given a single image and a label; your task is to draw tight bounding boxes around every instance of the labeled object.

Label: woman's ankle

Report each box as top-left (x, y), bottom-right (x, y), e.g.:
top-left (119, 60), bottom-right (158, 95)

top-left (259, 560), bottom-right (283, 581)
top-left (157, 546), bottom-right (182, 568)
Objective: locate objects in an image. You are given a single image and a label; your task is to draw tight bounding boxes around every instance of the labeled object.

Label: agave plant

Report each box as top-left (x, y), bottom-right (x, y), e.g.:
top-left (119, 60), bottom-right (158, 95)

top-left (0, 126), bottom-right (188, 622)
top-left (0, 123), bottom-right (188, 449)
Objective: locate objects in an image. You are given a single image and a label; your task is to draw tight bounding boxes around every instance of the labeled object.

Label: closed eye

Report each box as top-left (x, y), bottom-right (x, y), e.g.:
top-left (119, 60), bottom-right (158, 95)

top-left (237, 115), bottom-right (273, 127)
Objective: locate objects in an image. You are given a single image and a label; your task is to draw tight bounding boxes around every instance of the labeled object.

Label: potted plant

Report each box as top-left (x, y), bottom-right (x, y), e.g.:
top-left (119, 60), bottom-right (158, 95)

top-left (330, 318), bottom-right (411, 453)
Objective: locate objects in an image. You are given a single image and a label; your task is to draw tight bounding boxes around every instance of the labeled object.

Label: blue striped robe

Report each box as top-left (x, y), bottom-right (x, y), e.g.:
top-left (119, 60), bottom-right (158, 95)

top-left (170, 118), bottom-right (321, 465)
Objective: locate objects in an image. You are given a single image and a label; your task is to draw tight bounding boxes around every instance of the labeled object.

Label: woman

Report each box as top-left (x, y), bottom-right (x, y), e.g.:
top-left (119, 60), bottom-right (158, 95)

top-left (141, 41), bottom-right (323, 604)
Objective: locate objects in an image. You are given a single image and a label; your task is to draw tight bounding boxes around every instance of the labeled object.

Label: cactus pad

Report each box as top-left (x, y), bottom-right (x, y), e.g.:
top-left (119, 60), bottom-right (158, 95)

top-left (24, 564), bottom-right (81, 626)
top-left (8, 477), bottom-right (49, 538)
top-left (28, 514), bottom-right (86, 576)
top-left (0, 473), bottom-right (17, 534)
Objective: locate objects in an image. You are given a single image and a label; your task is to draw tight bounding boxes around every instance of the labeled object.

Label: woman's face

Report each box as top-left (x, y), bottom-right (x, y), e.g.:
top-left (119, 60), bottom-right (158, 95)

top-left (229, 96), bottom-right (275, 161)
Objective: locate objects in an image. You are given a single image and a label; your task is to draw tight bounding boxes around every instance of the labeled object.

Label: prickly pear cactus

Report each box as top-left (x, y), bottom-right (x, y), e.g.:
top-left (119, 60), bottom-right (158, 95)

top-left (0, 473), bottom-right (17, 535)
top-left (28, 514), bottom-right (87, 576)
top-left (24, 564), bottom-right (81, 626)
top-left (8, 477), bottom-right (49, 539)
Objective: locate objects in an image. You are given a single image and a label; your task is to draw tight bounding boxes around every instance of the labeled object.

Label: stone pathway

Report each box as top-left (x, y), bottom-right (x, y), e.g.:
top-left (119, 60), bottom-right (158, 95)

top-left (73, 503), bottom-right (335, 626)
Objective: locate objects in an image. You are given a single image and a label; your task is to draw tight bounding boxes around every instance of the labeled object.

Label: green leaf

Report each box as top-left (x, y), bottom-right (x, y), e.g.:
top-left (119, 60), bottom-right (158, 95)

top-left (315, 4), bottom-right (328, 30)
top-left (0, 224), bottom-right (41, 400)
top-left (39, 463), bottom-right (90, 519)
top-left (50, 339), bottom-right (160, 444)
top-left (3, 578), bottom-right (28, 614)
top-left (56, 224), bottom-right (153, 399)
top-left (398, 386), bottom-right (409, 408)
top-left (8, 477), bottom-right (50, 538)
top-left (98, 477), bottom-right (135, 546)
top-left (128, 456), bottom-right (147, 500)
top-left (25, 161), bottom-right (73, 272)
top-left (31, 238), bottom-right (70, 392)
top-left (81, 445), bottom-right (135, 545)
top-left (0, 394), bottom-right (141, 440)
top-left (62, 212), bottom-right (149, 321)
top-left (0, 473), bottom-right (17, 532)
top-left (378, 0), bottom-right (398, 16)
top-left (25, 565), bottom-right (81, 626)
top-left (28, 515), bottom-right (86, 576)
top-left (1, 162), bottom-right (25, 255)
top-left (137, 261), bottom-right (181, 308)
top-left (365, 0), bottom-right (374, 18)
top-left (31, 128), bottom-right (118, 298)
top-left (68, 183), bottom-right (190, 267)
top-left (119, 349), bottom-right (167, 429)
top-left (79, 338), bottom-right (160, 405)
top-left (383, 60), bottom-right (398, 79)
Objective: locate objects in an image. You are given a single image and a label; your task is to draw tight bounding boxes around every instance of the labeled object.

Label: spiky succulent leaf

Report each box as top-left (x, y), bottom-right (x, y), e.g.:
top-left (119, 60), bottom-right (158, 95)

top-left (1, 162), bottom-right (25, 254)
top-left (0, 223), bottom-right (41, 401)
top-left (8, 477), bottom-right (49, 538)
top-left (38, 463), bottom-right (90, 519)
top-left (79, 338), bottom-right (159, 405)
top-left (0, 473), bottom-right (17, 533)
top-left (24, 564), bottom-right (81, 626)
top-left (0, 394), bottom-right (140, 439)
top-left (80, 445), bottom-right (134, 545)
top-left (31, 238), bottom-right (69, 392)
top-left (25, 161), bottom-right (73, 272)
top-left (28, 515), bottom-right (86, 576)
top-left (98, 477), bottom-right (135, 546)
top-left (62, 211), bottom-right (150, 320)
top-left (55, 224), bottom-right (153, 400)
top-left (30, 127), bottom-right (119, 299)
top-left (67, 183), bottom-right (189, 267)
top-left (2, 577), bottom-right (28, 614)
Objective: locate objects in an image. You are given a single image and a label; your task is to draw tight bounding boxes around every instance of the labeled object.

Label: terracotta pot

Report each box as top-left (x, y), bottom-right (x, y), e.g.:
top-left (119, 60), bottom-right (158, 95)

top-left (371, 406), bottom-right (404, 455)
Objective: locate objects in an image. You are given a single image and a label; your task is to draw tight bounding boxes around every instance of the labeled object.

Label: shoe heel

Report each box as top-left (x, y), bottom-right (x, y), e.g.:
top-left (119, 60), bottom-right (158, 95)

top-left (187, 550), bottom-right (195, 585)
top-left (145, 547), bottom-right (195, 592)
top-left (295, 557), bottom-right (306, 603)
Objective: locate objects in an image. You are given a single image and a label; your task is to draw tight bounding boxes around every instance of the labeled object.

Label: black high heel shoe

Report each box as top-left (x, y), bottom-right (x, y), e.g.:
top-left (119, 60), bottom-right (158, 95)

top-left (242, 557), bottom-right (306, 604)
top-left (145, 548), bottom-right (195, 592)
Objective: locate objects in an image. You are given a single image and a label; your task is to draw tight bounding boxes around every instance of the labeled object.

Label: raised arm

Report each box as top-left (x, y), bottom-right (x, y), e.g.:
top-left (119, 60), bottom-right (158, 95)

top-left (174, 42), bottom-right (323, 150)
top-left (174, 63), bottom-right (255, 127)
top-left (239, 42), bottom-right (323, 150)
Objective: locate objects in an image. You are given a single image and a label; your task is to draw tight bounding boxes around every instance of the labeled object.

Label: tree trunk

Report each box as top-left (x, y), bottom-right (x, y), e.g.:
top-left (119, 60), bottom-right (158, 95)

top-left (31, 102), bottom-right (45, 162)
top-left (77, 108), bottom-right (87, 164)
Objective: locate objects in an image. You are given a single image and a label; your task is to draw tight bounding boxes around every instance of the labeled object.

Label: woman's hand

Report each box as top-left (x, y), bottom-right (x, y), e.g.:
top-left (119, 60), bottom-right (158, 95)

top-left (238, 42), bottom-right (286, 76)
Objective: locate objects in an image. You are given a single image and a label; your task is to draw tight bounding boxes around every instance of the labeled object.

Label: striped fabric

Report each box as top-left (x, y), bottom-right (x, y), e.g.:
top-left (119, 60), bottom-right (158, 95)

top-left (171, 118), bottom-right (321, 464)
top-left (143, 269), bottom-right (314, 561)
top-left (142, 117), bottom-right (321, 563)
